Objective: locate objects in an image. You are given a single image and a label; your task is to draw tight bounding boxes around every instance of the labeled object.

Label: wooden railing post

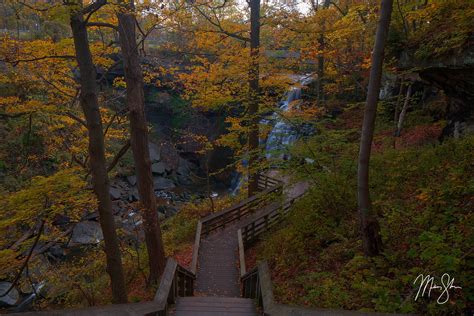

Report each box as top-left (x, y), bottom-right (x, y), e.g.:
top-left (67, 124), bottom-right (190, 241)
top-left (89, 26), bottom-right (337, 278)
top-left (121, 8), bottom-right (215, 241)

top-left (251, 222), bottom-right (255, 243)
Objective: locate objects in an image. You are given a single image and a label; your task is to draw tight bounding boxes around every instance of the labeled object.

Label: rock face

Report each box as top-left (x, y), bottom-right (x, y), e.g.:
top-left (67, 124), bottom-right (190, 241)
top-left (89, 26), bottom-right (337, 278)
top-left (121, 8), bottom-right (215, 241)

top-left (151, 162), bottom-right (167, 175)
top-left (0, 282), bottom-right (19, 306)
top-left (109, 187), bottom-right (122, 200)
top-left (399, 46), bottom-right (474, 138)
top-left (69, 221), bottom-right (103, 246)
top-left (148, 142), bottom-right (161, 162)
top-left (126, 175), bottom-right (137, 186)
top-left (153, 176), bottom-right (176, 190)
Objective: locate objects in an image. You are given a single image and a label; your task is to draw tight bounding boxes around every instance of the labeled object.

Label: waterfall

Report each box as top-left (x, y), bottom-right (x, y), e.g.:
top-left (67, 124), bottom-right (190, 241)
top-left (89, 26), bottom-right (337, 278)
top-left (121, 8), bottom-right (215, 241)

top-left (230, 74), bottom-right (312, 194)
top-left (265, 86), bottom-right (302, 160)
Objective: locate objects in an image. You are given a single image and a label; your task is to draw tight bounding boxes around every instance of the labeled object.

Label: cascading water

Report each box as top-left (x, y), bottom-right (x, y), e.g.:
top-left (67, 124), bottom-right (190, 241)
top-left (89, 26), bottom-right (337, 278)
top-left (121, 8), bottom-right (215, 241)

top-left (265, 86), bottom-right (302, 160)
top-left (230, 75), bottom-right (312, 194)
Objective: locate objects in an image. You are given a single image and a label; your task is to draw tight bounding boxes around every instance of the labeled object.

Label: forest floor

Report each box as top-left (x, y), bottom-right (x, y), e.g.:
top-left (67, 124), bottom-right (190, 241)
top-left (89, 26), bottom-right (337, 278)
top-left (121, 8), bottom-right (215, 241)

top-left (246, 102), bottom-right (473, 315)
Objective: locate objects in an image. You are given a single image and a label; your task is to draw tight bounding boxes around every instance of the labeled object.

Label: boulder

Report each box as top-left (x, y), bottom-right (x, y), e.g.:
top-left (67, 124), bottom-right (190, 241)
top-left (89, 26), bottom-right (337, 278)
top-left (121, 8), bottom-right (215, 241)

top-left (177, 174), bottom-right (193, 185)
top-left (151, 162), bottom-right (167, 175)
top-left (153, 177), bottom-right (176, 190)
top-left (109, 187), bottom-right (122, 200)
top-left (129, 187), bottom-right (139, 201)
top-left (0, 282), bottom-right (19, 306)
top-left (126, 175), bottom-right (137, 186)
top-left (148, 142), bottom-right (161, 162)
top-left (158, 205), bottom-right (178, 218)
top-left (111, 200), bottom-right (125, 215)
top-left (69, 221), bottom-right (103, 246)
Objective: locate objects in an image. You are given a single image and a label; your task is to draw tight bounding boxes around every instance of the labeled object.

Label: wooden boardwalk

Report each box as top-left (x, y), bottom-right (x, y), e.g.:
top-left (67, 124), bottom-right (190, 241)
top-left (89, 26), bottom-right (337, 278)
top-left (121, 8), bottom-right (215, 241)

top-left (195, 221), bottom-right (241, 296)
top-left (195, 200), bottom-right (283, 297)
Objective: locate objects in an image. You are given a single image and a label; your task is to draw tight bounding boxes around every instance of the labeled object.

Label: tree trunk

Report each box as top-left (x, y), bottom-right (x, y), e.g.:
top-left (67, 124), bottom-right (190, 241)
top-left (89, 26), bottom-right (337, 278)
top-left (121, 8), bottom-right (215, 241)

top-left (316, 0), bottom-right (331, 102)
top-left (247, 0), bottom-right (261, 197)
top-left (357, 0), bottom-right (394, 257)
top-left (69, 2), bottom-right (128, 303)
top-left (393, 78), bottom-right (405, 123)
top-left (395, 83), bottom-right (412, 137)
top-left (117, 1), bottom-right (166, 283)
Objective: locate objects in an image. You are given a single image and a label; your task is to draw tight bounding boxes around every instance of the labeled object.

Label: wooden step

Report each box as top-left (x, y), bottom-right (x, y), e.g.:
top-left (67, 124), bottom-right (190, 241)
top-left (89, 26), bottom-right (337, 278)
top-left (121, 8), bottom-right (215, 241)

top-left (173, 297), bottom-right (258, 316)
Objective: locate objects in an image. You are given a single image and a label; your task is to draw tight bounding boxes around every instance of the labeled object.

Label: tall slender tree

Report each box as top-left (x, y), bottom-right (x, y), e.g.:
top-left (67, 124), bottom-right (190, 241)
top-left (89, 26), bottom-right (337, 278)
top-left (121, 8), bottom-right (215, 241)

top-left (316, 0), bottom-right (331, 102)
top-left (247, 0), bottom-right (261, 197)
top-left (357, 0), bottom-right (394, 257)
top-left (116, 0), bottom-right (167, 283)
top-left (68, 0), bottom-right (128, 303)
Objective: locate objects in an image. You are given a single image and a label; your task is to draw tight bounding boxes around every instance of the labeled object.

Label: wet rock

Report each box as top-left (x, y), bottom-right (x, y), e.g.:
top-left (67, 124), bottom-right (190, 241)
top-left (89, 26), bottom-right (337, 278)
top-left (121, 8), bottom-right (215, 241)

top-left (148, 142), bottom-right (161, 162)
top-left (69, 221), bottom-right (103, 246)
top-left (151, 162), bottom-right (167, 175)
top-left (109, 187), bottom-right (122, 200)
top-left (155, 190), bottom-right (173, 200)
top-left (153, 177), bottom-right (176, 190)
top-left (126, 175), bottom-right (137, 186)
top-left (0, 282), bottom-right (19, 306)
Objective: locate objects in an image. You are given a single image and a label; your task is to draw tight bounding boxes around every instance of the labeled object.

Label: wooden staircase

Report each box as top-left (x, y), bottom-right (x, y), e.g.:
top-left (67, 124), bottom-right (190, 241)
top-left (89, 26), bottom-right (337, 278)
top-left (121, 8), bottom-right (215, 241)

top-left (17, 174), bottom-right (403, 315)
top-left (172, 297), bottom-right (257, 316)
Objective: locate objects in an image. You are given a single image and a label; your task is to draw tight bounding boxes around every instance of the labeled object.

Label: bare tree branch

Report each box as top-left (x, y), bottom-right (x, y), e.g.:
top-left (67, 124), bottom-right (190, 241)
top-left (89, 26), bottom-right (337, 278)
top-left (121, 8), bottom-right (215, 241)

top-left (107, 139), bottom-right (131, 173)
top-left (0, 55), bottom-right (75, 66)
top-left (193, 4), bottom-right (250, 42)
top-left (87, 22), bottom-right (118, 30)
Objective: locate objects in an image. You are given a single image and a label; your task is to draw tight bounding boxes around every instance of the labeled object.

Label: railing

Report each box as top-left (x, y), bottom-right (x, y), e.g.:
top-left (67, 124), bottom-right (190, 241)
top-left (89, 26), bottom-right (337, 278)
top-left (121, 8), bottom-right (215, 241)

top-left (240, 262), bottom-right (272, 313)
top-left (238, 192), bottom-right (409, 315)
top-left (152, 258), bottom-right (195, 316)
top-left (238, 192), bottom-right (305, 293)
top-left (241, 266), bottom-right (260, 301)
top-left (241, 262), bottom-right (406, 316)
top-left (239, 192), bottom-right (304, 250)
top-left (190, 220), bottom-right (202, 274)
top-left (200, 175), bottom-right (283, 236)
top-left (256, 174), bottom-right (281, 191)
top-left (17, 258), bottom-right (195, 315)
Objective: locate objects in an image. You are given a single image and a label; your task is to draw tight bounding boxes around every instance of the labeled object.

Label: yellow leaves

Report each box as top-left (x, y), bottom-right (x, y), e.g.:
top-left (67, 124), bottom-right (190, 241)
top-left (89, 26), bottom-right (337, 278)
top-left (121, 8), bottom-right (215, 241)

top-left (0, 169), bottom-right (97, 230)
top-left (0, 249), bottom-right (19, 277)
top-left (416, 190), bottom-right (430, 202)
top-left (113, 77), bottom-right (127, 89)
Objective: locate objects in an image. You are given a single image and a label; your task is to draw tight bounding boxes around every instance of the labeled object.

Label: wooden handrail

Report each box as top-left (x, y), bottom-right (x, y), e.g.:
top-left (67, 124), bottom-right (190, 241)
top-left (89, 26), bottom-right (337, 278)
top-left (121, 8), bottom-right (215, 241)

top-left (16, 258), bottom-right (195, 315)
top-left (239, 192), bottom-right (305, 248)
top-left (153, 258), bottom-right (195, 315)
top-left (201, 181), bottom-right (283, 236)
top-left (190, 221), bottom-right (202, 274)
top-left (238, 191), bottom-right (410, 315)
top-left (189, 174), bottom-right (282, 293)
top-left (241, 262), bottom-right (406, 316)
top-left (238, 228), bottom-right (246, 276)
